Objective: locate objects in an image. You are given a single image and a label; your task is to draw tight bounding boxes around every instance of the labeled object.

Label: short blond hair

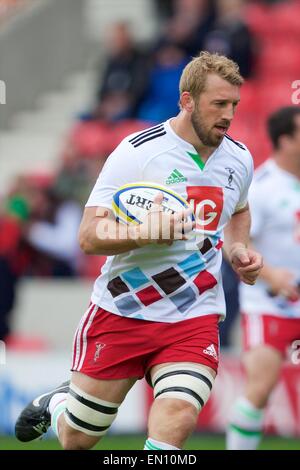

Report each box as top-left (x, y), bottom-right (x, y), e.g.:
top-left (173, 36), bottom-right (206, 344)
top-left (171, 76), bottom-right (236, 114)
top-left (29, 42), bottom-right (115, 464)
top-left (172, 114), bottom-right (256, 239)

top-left (179, 51), bottom-right (244, 99)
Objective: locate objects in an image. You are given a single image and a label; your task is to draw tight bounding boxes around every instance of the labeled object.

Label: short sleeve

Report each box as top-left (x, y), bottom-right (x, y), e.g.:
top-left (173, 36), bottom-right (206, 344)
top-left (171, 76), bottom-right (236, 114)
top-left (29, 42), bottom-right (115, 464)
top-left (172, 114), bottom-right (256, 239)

top-left (235, 149), bottom-right (254, 212)
top-left (85, 140), bottom-right (141, 209)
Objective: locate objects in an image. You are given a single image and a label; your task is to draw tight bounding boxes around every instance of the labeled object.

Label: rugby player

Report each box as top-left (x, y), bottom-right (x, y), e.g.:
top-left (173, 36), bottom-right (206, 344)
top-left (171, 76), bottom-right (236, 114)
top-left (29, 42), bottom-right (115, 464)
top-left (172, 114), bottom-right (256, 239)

top-left (16, 52), bottom-right (262, 450)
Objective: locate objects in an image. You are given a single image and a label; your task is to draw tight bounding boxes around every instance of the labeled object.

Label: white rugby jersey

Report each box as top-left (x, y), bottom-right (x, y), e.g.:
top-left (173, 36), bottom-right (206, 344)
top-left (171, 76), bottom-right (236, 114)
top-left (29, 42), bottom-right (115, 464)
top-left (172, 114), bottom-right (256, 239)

top-left (86, 119), bottom-right (253, 323)
top-left (240, 159), bottom-right (300, 318)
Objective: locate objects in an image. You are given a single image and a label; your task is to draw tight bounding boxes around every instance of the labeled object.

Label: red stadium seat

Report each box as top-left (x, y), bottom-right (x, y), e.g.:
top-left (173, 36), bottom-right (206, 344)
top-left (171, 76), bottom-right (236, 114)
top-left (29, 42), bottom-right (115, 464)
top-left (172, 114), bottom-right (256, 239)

top-left (245, 1), bottom-right (300, 40)
top-left (229, 114), bottom-right (272, 168)
top-left (69, 121), bottom-right (114, 158)
top-left (256, 80), bottom-right (295, 119)
top-left (6, 334), bottom-right (50, 352)
top-left (244, 2), bottom-right (272, 37)
top-left (78, 254), bottom-right (107, 279)
top-left (270, 1), bottom-right (300, 37)
top-left (257, 42), bottom-right (300, 78)
top-left (234, 81), bottom-right (257, 121)
top-left (109, 119), bottom-right (149, 149)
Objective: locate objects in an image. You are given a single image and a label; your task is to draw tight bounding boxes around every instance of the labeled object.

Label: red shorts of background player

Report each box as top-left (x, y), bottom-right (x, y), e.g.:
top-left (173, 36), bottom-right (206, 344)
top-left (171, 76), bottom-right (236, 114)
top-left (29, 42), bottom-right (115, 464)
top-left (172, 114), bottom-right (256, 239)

top-left (242, 313), bottom-right (300, 357)
top-left (71, 304), bottom-right (220, 381)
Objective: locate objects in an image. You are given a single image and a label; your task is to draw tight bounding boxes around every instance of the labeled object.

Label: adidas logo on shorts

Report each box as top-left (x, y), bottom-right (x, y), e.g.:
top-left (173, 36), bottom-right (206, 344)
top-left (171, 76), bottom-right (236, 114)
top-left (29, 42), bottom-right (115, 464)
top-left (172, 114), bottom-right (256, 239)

top-left (203, 344), bottom-right (218, 361)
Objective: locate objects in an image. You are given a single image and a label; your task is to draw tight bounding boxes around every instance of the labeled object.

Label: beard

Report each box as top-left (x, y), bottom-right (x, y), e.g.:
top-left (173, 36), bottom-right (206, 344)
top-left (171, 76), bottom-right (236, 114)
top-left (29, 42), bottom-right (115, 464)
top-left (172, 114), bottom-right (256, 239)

top-left (191, 106), bottom-right (225, 148)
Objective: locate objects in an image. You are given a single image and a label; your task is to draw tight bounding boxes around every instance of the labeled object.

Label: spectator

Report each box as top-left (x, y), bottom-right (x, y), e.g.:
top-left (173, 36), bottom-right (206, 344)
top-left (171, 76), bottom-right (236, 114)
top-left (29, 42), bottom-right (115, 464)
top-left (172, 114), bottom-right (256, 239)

top-left (137, 39), bottom-right (188, 123)
top-left (25, 186), bottom-right (82, 277)
top-left (152, 0), bottom-right (175, 21)
top-left (204, 0), bottom-right (254, 78)
top-left (165, 0), bottom-right (216, 58)
top-left (0, 214), bottom-right (22, 340)
top-left (93, 22), bottom-right (150, 121)
top-left (0, 186), bottom-right (30, 340)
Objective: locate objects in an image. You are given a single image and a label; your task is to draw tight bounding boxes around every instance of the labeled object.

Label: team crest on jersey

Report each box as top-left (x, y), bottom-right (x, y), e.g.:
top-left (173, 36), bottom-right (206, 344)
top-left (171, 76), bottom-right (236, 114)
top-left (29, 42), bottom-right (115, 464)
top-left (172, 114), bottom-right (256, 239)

top-left (93, 342), bottom-right (106, 362)
top-left (225, 167), bottom-right (235, 190)
top-left (187, 186), bottom-right (224, 232)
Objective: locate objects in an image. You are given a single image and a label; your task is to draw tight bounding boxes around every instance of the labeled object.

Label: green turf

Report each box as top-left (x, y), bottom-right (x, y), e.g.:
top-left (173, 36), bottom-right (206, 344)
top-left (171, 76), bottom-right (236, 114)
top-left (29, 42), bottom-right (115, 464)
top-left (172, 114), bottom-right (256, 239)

top-left (0, 434), bottom-right (299, 450)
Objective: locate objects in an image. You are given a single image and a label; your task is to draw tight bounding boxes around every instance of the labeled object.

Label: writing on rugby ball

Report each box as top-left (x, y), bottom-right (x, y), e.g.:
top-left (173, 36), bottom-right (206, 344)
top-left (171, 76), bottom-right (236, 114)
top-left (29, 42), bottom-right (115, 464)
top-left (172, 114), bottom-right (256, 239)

top-left (112, 182), bottom-right (193, 225)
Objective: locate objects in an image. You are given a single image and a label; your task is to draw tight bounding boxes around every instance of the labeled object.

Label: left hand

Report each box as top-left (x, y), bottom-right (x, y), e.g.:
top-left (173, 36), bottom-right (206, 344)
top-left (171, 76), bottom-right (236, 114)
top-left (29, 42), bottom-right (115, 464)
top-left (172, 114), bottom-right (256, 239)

top-left (229, 243), bottom-right (263, 285)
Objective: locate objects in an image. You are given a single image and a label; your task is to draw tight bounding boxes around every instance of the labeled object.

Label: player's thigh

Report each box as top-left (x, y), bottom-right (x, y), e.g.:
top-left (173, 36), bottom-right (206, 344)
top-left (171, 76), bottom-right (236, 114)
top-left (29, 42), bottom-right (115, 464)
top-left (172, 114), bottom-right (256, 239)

top-left (71, 370), bottom-right (136, 403)
top-left (62, 371), bottom-right (137, 444)
top-left (243, 345), bottom-right (283, 388)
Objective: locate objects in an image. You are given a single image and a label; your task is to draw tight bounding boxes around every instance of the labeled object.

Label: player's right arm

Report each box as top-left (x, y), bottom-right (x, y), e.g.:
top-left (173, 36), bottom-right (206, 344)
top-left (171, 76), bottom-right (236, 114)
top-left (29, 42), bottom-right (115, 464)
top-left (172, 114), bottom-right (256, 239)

top-left (79, 206), bottom-right (138, 256)
top-left (79, 194), bottom-right (194, 256)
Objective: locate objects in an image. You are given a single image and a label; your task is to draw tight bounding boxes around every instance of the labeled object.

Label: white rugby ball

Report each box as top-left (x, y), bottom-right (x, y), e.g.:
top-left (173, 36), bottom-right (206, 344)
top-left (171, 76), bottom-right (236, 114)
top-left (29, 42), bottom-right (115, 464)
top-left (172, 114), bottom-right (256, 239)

top-left (112, 182), bottom-right (193, 225)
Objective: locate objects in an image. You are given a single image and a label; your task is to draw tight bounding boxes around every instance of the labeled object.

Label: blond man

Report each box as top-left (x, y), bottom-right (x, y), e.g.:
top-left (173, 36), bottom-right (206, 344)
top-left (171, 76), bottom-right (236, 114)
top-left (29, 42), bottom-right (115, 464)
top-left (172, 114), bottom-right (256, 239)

top-left (16, 52), bottom-right (262, 451)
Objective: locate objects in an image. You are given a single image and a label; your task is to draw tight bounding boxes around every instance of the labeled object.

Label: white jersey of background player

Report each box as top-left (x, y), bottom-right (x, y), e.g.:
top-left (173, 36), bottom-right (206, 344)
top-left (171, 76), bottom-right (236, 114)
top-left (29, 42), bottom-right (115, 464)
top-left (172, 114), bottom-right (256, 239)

top-left (227, 106), bottom-right (300, 451)
top-left (240, 159), bottom-right (300, 319)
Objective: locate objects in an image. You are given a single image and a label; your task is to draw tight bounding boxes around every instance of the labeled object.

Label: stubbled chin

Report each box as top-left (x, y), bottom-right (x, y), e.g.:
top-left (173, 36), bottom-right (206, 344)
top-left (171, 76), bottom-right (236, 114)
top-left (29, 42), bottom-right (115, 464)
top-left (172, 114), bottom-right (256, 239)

top-left (211, 134), bottom-right (224, 146)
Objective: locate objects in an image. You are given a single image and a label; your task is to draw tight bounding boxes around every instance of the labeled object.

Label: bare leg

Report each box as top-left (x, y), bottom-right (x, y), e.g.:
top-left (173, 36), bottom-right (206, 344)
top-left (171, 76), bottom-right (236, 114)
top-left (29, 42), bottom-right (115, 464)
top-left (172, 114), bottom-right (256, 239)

top-left (56, 372), bottom-right (136, 450)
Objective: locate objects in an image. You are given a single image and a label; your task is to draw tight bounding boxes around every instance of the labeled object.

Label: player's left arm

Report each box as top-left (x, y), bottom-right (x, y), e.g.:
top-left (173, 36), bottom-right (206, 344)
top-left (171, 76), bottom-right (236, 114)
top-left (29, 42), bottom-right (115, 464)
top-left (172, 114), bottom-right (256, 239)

top-left (224, 203), bottom-right (263, 285)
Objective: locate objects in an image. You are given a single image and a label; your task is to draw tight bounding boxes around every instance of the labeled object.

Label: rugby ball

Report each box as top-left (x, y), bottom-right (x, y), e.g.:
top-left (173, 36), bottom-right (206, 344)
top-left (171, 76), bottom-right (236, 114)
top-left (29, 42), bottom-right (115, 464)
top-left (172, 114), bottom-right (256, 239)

top-left (112, 182), bottom-right (193, 225)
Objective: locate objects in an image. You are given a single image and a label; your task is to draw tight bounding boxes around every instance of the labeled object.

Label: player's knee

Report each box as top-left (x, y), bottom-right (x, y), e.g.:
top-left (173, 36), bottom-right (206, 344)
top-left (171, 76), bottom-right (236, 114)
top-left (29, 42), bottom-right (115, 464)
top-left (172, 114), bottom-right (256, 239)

top-left (177, 402), bottom-right (199, 435)
top-left (62, 382), bottom-right (120, 448)
top-left (158, 399), bottom-right (198, 434)
top-left (149, 396), bottom-right (200, 447)
top-left (151, 362), bottom-right (215, 439)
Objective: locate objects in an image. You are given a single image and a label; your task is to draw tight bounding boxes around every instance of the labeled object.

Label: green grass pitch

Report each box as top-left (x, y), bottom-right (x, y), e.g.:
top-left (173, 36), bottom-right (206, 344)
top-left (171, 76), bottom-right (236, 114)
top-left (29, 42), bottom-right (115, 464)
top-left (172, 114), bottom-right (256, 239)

top-left (0, 434), bottom-right (299, 450)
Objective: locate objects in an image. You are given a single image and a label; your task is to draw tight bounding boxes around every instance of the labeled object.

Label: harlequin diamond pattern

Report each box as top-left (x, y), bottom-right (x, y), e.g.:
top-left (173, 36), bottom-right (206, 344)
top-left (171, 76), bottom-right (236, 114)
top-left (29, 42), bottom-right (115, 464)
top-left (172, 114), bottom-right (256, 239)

top-left (107, 276), bottom-right (130, 298)
top-left (178, 253), bottom-right (205, 277)
top-left (115, 295), bottom-right (140, 314)
top-left (193, 271), bottom-right (217, 294)
top-left (108, 255), bottom-right (218, 316)
top-left (136, 285), bottom-right (163, 306)
top-left (170, 287), bottom-right (197, 313)
top-left (122, 267), bottom-right (148, 289)
top-left (152, 267), bottom-right (186, 294)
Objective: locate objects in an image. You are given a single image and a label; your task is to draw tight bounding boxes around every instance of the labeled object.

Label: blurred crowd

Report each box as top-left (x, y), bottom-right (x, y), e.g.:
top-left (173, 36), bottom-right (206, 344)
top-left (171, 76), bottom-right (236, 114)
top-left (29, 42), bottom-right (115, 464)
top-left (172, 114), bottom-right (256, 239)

top-left (0, 0), bottom-right (299, 342)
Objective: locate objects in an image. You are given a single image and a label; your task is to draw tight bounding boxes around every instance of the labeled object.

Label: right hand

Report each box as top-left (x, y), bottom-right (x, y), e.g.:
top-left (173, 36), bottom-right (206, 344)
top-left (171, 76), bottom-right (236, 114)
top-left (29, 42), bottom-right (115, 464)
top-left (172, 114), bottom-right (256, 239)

top-left (267, 268), bottom-right (300, 301)
top-left (129, 192), bottom-right (195, 247)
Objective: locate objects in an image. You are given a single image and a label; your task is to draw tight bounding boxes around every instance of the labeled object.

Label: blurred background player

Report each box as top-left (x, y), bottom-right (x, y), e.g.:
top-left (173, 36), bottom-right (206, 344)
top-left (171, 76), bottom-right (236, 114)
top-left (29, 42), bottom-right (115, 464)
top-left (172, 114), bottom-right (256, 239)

top-left (226, 106), bottom-right (300, 450)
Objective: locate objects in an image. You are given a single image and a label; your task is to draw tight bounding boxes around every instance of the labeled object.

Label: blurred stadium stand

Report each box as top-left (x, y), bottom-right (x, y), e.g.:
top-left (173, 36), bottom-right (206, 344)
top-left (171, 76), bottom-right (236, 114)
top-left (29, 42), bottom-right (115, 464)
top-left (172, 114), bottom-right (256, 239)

top-left (0, 0), bottom-right (88, 130)
top-left (86, 0), bottom-right (157, 42)
top-left (230, 0), bottom-right (300, 164)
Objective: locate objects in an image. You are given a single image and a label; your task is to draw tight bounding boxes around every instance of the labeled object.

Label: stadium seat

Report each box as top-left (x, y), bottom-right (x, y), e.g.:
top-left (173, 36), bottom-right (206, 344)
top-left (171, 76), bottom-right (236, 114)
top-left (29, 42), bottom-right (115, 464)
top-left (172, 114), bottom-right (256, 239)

top-left (270, 1), bottom-right (300, 37)
top-left (229, 115), bottom-right (271, 168)
top-left (244, 2), bottom-right (272, 37)
top-left (5, 333), bottom-right (50, 352)
top-left (257, 42), bottom-right (300, 77)
top-left (108, 119), bottom-right (149, 149)
top-left (69, 121), bottom-right (114, 159)
top-left (78, 254), bottom-right (107, 279)
top-left (256, 80), bottom-right (295, 119)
